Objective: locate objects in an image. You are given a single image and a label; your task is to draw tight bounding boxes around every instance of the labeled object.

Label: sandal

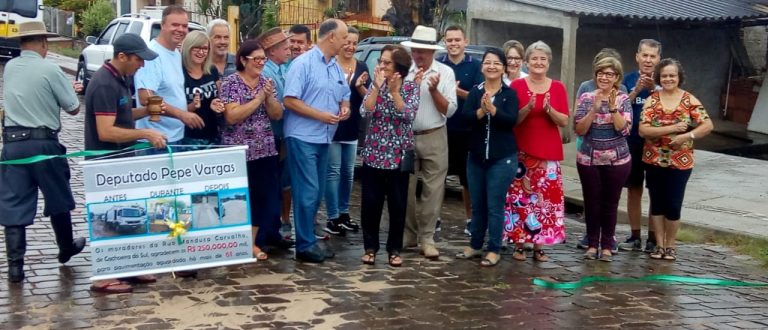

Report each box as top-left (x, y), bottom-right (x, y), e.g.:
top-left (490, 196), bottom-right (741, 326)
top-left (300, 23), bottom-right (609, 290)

top-left (388, 254), bottom-right (403, 267)
top-left (663, 248), bottom-right (677, 261)
top-left (90, 280), bottom-right (133, 294)
top-left (599, 250), bottom-right (613, 262)
top-left (455, 247), bottom-right (483, 259)
top-left (512, 248), bottom-right (526, 261)
top-left (649, 246), bottom-right (665, 259)
top-left (361, 250), bottom-right (376, 265)
top-left (480, 253), bottom-right (500, 267)
top-left (252, 246), bottom-right (269, 261)
top-left (583, 249), bottom-right (598, 260)
top-left (533, 250), bottom-right (549, 262)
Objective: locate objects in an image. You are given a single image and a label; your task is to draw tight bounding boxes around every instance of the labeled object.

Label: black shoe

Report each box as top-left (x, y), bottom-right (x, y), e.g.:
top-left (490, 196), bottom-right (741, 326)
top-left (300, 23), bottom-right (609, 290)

top-left (338, 213), bottom-right (359, 231)
top-left (323, 220), bottom-right (346, 236)
top-left (8, 264), bottom-right (24, 283)
top-left (58, 237), bottom-right (86, 264)
top-left (5, 226), bottom-right (26, 283)
top-left (296, 245), bottom-right (326, 263)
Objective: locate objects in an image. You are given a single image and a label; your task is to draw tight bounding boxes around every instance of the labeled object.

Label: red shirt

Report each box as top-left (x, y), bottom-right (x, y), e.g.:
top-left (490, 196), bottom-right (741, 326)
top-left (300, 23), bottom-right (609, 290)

top-left (511, 78), bottom-right (569, 161)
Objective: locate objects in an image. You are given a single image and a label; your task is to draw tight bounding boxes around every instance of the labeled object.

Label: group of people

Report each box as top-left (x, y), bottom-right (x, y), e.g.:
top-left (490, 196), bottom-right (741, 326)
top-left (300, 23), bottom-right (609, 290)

top-left (0, 5), bottom-right (713, 294)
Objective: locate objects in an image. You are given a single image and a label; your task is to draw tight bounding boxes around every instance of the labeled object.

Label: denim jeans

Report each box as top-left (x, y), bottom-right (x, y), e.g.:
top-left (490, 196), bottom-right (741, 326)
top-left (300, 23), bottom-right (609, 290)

top-left (467, 154), bottom-right (517, 253)
top-left (324, 141), bottom-right (357, 219)
top-left (286, 137), bottom-right (329, 252)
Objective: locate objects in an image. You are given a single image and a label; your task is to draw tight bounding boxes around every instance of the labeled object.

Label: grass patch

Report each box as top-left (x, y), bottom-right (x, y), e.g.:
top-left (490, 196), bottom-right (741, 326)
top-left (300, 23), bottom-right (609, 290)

top-left (49, 43), bottom-right (83, 59)
top-left (677, 225), bottom-right (768, 268)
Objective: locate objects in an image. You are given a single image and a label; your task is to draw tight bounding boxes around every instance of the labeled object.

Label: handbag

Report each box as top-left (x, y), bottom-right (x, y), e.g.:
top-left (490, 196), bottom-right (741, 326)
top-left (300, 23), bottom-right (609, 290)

top-left (399, 149), bottom-right (415, 173)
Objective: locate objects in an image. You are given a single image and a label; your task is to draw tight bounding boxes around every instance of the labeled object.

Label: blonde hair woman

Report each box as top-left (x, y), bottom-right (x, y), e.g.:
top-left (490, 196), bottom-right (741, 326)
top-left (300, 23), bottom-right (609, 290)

top-left (180, 30), bottom-right (225, 146)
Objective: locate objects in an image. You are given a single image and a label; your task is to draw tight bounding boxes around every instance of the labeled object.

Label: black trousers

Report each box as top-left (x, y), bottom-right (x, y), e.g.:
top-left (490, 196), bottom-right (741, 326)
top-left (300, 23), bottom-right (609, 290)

top-left (361, 165), bottom-right (409, 254)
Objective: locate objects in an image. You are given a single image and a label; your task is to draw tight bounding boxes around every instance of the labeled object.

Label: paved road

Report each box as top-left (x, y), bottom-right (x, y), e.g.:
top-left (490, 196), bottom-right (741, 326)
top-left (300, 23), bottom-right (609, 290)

top-left (1, 64), bottom-right (768, 329)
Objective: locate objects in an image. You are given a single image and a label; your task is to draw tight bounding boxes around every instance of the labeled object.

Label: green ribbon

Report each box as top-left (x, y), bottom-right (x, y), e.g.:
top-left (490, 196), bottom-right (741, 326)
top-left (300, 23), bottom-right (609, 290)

top-left (533, 275), bottom-right (768, 290)
top-left (0, 142), bottom-right (152, 165)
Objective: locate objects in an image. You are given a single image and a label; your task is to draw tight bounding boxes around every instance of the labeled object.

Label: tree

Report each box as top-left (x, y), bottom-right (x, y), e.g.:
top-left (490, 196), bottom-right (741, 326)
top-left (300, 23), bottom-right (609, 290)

top-left (80, 0), bottom-right (115, 37)
top-left (383, 0), bottom-right (453, 37)
top-left (383, 0), bottom-right (416, 36)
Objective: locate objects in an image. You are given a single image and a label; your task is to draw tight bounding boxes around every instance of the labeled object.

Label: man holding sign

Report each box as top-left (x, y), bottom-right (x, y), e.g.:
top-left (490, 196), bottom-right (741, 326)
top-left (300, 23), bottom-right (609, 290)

top-left (83, 33), bottom-right (165, 293)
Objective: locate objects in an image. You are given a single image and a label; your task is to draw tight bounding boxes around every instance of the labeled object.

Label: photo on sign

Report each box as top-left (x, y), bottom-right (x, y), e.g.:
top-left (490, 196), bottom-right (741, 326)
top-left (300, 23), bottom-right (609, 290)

top-left (87, 201), bottom-right (149, 240)
top-left (191, 192), bottom-right (220, 229)
top-left (219, 188), bottom-right (250, 226)
top-left (147, 196), bottom-right (192, 234)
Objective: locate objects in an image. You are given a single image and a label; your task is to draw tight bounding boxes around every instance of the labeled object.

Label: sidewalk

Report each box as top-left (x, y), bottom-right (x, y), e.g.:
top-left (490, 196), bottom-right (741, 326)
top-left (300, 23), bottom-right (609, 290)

top-left (562, 142), bottom-right (768, 239)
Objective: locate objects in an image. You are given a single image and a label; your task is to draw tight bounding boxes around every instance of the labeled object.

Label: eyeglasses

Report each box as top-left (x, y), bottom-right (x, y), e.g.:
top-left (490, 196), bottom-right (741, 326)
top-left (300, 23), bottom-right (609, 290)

top-left (191, 46), bottom-right (209, 53)
top-left (506, 56), bottom-right (522, 62)
top-left (596, 71), bottom-right (617, 78)
top-left (482, 61), bottom-right (504, 67)
top-left (245, 55), bottom-right (268, 64)
top-left (377, 59), bottom-right (393, 66)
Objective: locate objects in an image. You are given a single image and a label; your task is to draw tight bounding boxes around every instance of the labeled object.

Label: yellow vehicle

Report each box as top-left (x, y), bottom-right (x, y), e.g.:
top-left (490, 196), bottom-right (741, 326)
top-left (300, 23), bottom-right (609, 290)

top-left (0, 0), bottom-right (44, 60)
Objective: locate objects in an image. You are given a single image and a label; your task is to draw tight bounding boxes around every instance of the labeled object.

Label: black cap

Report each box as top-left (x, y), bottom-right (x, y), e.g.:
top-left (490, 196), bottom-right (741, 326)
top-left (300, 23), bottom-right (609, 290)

top-left (113, 33), bottom-right (158, 60)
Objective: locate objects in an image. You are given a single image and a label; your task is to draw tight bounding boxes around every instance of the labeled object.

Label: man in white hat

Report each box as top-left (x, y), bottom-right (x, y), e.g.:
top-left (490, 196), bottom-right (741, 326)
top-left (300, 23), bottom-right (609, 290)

top-left (401, 25), bottom-right (458, 259)
top-left (0, 21), bottom-right (85, 283)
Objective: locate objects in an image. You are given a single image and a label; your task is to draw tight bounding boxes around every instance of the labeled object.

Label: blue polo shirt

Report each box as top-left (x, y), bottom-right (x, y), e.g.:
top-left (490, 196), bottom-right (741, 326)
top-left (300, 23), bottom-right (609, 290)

top-left (622, 71), bottom-right (654, 145)
top-left (438, 54), bottom-right (483, 133)
top-left (283, 47), bottom-right (351, 144)
top-left (263, 59), bottom-right (287, 138)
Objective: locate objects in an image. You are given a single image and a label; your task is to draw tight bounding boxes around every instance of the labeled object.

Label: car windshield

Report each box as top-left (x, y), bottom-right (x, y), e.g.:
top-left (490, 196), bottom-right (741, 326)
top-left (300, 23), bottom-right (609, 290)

top-left (119, 209), bottom-right (142, 217)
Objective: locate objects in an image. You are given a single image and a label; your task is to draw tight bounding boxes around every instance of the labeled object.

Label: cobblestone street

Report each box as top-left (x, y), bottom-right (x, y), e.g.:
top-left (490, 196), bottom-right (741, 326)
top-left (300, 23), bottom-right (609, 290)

top-left (1, 65), bottom-right (768, 329)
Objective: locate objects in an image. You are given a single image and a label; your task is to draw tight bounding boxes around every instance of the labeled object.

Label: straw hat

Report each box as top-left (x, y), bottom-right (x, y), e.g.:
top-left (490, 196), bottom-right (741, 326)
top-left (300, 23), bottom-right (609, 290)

top-left (12, 21), bottom-right (57, 39)
top-left (401, 25), bottom-right (444, 50)
top-left (257, 27), bottom-right (293, 50)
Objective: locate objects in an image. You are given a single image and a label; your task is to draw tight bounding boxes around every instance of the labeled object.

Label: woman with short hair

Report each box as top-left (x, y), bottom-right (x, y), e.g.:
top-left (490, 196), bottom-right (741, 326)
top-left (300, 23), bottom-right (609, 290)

top-left (359, 45), bottom-right (420, 267)
top-left (574, 57), bottom-right (633, 262)
top-left (505, 41), bottom-right (569, 262)
top-left (639, 58), bottom-right (713, 261)
top-left (219, 40), bottom-right (285, 260)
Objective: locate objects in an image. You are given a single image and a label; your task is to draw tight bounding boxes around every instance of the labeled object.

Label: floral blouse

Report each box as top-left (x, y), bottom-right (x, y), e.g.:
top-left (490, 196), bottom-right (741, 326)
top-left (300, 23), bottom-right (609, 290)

top-left (219, 73), bottom-right (278, 161)
top-left (574, 91), bottom-right (633, 166)
top-left (360, 81), bottom-right (420, 170)
top-left (641, 91), bottom-right (710, 170)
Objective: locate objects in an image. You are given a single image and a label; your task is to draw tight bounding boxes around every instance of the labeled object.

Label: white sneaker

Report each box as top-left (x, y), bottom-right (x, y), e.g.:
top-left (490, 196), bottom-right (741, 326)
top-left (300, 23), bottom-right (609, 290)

top-left (464, 219), bottom-right (472, 236)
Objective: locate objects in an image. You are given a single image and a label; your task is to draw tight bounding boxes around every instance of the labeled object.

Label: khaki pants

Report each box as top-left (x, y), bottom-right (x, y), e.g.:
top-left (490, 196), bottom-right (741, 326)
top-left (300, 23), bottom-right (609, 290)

top-left (405, 126), bottom-right (448, 246)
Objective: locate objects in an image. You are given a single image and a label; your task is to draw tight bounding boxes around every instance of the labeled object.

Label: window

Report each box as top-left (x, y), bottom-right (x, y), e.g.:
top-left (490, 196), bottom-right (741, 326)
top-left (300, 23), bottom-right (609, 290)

top-left (119, 208), bottom-right (142, 217)
top-left (114, 22), bottom-right (129, 40)
top-left (98, 23), bottom-right (118, 45)
top-left (127, 21), bottom-right (143, 35)
top-left (1, 0), bottom-right (38, 18)
top-left (150, 23), bottom-right (160, 41)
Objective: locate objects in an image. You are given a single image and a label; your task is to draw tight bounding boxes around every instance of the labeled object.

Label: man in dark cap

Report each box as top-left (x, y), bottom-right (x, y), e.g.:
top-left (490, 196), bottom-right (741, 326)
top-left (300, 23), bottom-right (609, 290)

top-left (0, 21), bottom-right (85, 283)
top-left (84, 33), bottom-right (166, 294)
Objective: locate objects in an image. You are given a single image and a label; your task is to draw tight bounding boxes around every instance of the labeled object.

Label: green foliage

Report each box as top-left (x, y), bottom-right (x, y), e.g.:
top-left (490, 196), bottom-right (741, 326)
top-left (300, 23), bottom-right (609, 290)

top-left (259, 0), bottom-right (278, 35)
top-left (323, 7), bottom-right (336, 19)
top-left (80, 0), bottom-right (115, 37)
